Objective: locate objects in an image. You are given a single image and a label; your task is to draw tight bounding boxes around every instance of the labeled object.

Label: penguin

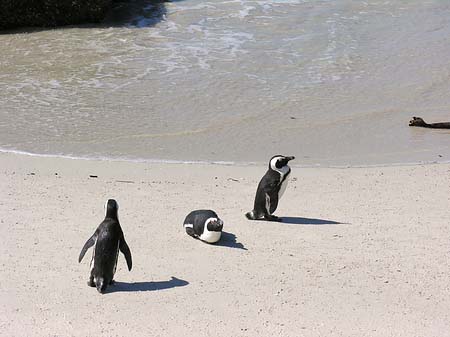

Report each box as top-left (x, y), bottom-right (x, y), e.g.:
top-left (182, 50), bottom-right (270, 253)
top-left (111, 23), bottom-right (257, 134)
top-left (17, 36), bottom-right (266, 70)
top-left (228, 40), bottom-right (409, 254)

top-left (245, 155), bottom-right (295, 221)
top-left (183, 209), bottom-right (224, 243)
top-left (78, 199), bottom-right (132, 293)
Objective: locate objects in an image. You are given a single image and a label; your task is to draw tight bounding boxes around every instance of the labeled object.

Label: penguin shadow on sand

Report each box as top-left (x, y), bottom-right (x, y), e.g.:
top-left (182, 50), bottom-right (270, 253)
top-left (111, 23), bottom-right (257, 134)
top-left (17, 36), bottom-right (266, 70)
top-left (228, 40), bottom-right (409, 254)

top-left (106, 276), bottom-right (189, 294)
top-left (214, 231), bottom-right (247, 250)
top-left (278, 216), bottom-right (344, 225)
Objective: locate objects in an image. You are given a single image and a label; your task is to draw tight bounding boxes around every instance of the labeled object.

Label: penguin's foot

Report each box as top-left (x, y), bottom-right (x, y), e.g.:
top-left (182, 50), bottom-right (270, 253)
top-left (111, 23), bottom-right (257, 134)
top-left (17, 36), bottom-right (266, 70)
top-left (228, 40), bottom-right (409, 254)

top-left (96, 280), bottom-right (107, 294)
top-left (245, 211), bottom-right (257, 220)
top-left (87, 279), bottom-right (95, 287)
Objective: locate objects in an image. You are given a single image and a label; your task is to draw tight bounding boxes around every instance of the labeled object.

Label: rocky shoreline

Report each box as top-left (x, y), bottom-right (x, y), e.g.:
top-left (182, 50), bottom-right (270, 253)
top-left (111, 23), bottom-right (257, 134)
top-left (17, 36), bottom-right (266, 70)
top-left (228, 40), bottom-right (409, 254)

top-left (0, 0), bottom-right (113, 30)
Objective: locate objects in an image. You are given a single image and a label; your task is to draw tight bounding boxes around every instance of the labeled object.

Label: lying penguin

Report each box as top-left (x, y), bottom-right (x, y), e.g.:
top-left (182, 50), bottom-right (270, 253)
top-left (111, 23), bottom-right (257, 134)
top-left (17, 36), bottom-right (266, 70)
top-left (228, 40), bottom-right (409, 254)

top-left (183, 210), bottom-right (224, 243)
top-left (246, 155), bottom-right (295, 221)
top-left (78, 199), bottom-right (132, 293)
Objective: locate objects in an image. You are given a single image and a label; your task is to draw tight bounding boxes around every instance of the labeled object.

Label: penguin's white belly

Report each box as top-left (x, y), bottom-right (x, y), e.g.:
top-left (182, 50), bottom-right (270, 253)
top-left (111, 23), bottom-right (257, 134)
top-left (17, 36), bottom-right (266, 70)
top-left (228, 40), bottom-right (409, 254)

top-left (113, 241), bottom-right (120, 275)
top-left (278, 176), bottom-right (289, 199)
top-left (90, 239), bottom-right (98, 272)
top-left (199, 230), bottom-right (222, 243)
top-left (265, 193), bottom-right (271, 213)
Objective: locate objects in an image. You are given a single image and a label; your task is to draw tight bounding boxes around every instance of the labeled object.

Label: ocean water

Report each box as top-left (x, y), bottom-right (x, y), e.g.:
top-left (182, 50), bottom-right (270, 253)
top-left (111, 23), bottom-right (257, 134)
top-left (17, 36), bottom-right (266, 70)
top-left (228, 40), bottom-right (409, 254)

top-left (0, 0), bottom-right (449, 166)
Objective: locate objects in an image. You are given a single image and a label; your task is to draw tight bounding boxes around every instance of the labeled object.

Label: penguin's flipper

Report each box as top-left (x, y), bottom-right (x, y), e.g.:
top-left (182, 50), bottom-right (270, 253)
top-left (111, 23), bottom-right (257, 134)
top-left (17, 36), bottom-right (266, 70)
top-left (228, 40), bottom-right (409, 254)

top-left (185, 225), bottom-right (197, 238)
top-left (119, 239), bottom-right (132, 271)
top-left (78, 233), bottom-right (96, 263)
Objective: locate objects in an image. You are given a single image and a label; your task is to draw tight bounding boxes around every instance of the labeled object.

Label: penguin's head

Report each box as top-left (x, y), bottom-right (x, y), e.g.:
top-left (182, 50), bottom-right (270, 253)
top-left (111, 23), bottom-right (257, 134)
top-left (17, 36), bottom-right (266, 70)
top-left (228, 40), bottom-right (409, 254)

top-left (269, 155), bottom-right (295, 170)
top-left (104, 199), bottom-right (119, 220)
top-left (206, 218), bottom-right (224, 232)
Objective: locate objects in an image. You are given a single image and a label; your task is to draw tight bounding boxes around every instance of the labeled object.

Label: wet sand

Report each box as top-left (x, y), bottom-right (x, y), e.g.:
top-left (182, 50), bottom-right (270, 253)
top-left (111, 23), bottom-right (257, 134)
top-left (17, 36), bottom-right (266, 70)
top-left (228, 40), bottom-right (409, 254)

top-left (1, 152), bottom-right (449, 336)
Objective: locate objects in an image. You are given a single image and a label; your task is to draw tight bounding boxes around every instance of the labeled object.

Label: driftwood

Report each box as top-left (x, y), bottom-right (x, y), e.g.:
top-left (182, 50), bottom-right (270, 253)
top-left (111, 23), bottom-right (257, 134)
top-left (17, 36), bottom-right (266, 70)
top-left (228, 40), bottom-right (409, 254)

top-left (409, 117), bottom-right (450, 129)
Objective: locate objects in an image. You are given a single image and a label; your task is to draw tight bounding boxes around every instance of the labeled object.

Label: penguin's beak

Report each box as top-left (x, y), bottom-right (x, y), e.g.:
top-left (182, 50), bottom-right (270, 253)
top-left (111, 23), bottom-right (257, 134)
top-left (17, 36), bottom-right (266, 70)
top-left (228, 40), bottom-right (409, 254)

top-left (286, 156), bottom-right (295, 161)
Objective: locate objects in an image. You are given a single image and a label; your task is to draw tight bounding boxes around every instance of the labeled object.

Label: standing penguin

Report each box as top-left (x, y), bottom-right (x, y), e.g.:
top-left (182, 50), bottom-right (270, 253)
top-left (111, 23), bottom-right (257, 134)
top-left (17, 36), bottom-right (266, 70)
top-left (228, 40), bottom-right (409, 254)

top-left (245, 155), bottom-right (295, 221)
top-left (183, 210), bottom-right (224, 244)
top-left (78, 199), bottom-right (132, 293)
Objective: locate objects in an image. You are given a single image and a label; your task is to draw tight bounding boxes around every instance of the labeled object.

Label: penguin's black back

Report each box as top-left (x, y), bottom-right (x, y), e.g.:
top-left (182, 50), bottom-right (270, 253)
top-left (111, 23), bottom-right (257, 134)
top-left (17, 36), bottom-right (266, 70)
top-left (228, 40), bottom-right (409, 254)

top-left (258, 169), bottom-right (283, 192)
top-left (252, 170), bottom-right (282, 212)
top-left (93, 219), bottom-right (122, 280)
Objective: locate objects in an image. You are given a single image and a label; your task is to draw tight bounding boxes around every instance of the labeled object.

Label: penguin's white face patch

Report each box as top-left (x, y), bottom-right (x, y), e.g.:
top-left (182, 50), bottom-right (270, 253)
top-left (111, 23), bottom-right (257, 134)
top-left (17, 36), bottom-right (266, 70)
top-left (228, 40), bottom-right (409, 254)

top-left (199, 218), bottom-right (222, 243)
top-left (270, 156), bottom-right (290, 177)
top-left (270, 156), bottom-right (283, 171)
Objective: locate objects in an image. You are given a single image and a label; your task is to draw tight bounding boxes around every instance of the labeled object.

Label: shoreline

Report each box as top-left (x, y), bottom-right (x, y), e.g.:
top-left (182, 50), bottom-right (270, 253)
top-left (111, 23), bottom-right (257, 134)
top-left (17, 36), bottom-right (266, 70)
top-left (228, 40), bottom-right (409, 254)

top-left (1, 147), bottom-right (450, 170)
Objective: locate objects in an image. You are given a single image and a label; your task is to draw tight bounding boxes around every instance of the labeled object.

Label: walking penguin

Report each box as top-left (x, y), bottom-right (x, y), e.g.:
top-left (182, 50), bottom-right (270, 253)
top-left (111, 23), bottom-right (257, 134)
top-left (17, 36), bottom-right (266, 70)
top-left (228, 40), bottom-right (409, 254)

top-left (78, 199), bottom-right (132, 293)
top-left (245, 155), bottom-right (295, 221)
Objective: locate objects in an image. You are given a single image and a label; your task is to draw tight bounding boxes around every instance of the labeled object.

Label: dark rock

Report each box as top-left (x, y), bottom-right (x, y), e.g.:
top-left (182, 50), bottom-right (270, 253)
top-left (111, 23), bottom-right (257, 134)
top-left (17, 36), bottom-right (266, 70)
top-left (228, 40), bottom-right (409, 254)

top-left (0, 0), bottom-right (113, 30)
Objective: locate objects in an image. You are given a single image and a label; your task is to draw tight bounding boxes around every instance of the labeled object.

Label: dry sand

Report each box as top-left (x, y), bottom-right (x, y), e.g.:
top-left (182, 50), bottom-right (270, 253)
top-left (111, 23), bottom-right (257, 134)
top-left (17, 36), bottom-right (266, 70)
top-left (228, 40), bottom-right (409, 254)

top-left (0, 152), bottom-right (449, 337)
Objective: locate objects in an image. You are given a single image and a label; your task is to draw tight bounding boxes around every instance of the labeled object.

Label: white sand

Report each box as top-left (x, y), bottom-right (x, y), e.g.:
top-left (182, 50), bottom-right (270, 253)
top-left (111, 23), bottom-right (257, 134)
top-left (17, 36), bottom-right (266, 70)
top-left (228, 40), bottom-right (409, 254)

top-left (1, 152), bottom-right (449, 336)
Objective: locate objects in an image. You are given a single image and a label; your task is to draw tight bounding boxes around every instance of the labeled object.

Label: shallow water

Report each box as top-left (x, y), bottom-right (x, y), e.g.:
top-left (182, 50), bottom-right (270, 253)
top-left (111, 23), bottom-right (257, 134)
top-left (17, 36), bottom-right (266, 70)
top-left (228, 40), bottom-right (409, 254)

top-left (1, 0), bottom-right (449, 166)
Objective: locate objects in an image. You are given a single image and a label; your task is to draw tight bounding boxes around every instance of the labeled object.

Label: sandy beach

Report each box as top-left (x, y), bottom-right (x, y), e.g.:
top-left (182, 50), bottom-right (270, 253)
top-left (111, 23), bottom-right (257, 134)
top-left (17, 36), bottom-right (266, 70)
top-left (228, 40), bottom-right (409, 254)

top-left (1, 152), bottom-right (449, 336)
top-left (2, 1), bottom-right (450, 336)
